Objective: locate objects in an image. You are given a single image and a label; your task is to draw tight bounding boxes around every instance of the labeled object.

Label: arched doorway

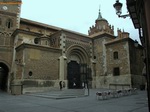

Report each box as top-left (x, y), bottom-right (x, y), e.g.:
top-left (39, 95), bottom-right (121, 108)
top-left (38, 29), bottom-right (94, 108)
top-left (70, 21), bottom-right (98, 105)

top-left (66, 45), bottom-right (90, 89)
top-left (67, 61), bottom-right (81, 89)
top-left (0, 63), bottom-right (9, 92)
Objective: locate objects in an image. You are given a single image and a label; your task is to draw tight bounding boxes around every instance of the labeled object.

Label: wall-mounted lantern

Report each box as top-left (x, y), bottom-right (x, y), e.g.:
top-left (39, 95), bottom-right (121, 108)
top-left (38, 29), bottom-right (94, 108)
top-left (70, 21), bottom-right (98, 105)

top-left (113, 0), bottom-right (130, 18)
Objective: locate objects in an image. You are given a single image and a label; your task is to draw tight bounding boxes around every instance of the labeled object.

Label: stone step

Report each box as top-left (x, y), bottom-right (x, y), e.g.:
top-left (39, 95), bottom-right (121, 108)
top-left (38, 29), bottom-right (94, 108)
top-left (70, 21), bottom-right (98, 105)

top-left (60, 89), bottom-right (85, 96)
top-left (23, 87), bottom-right (59, 94)
top-left (27, 89), bottom-right (86, 99)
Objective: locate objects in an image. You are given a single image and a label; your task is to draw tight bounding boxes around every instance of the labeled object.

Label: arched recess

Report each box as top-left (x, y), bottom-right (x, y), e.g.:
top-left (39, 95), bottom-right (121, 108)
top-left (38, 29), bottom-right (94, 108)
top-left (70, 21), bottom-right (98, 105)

top-left (66, 45), bottom-right (90, 89)
top-left (6, 19), bottom-right (13, 29)
top-left (0, 62), bottom-right (9, 92)
top-left (66, 45), bottom-right (89, 64)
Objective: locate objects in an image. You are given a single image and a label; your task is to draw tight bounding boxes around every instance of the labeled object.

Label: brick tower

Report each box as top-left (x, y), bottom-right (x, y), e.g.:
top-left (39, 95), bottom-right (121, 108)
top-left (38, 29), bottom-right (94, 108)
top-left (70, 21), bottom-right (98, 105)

top-left (0, 0), bottom-right (22, 92)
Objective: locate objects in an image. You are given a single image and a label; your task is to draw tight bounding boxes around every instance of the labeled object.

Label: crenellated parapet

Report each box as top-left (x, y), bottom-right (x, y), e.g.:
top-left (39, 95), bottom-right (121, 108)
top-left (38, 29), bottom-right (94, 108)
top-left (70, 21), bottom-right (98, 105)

top-left (117, 28), bottom-right (129, 39)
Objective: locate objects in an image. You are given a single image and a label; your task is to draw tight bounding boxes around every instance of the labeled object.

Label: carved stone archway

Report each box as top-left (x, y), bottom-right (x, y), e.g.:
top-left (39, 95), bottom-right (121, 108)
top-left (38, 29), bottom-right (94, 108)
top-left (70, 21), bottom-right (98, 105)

top-left (66, 45), bottom-right (90, 89)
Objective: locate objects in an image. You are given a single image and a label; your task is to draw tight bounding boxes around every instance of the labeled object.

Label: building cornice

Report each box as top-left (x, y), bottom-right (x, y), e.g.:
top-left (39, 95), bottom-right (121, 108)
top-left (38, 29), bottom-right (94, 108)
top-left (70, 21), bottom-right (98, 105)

top-left (91, 32), bottom-right (116, 40)
top-left (105, 37), bottom-right (143, 49)
top-left (20, 18), bottom-right (90, 39)
top-left (0, 11), bottom-right (17, 17)
top-left (16, 43), bottom-right (62, 53)
top-left (60, 29), bottom-right (90, 39)
top-left (11, 29), bottom-right (42, 37)
top-left (20, 18), bottom-right (61, 31)
top-left (105, 37), bottom-right (129, 46)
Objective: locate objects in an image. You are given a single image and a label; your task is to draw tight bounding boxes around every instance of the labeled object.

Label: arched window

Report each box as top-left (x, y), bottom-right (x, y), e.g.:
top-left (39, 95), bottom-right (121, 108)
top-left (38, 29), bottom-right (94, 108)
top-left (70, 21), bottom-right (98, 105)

top-left (6, 19), bottom-right (13, 28)
top-left (114, 51), bottom-right (118, 59)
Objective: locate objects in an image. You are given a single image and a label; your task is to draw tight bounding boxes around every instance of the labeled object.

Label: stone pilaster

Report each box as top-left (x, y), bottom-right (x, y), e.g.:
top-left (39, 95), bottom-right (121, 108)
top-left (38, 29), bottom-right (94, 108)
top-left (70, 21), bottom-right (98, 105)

top-left (59, 56), bottom-right (67, 81)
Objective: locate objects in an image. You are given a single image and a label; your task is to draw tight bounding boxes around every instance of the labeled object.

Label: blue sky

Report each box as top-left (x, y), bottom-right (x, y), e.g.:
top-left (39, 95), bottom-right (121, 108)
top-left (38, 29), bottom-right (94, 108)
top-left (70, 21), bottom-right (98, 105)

top-left (21, 0), bottom-right (140, 42)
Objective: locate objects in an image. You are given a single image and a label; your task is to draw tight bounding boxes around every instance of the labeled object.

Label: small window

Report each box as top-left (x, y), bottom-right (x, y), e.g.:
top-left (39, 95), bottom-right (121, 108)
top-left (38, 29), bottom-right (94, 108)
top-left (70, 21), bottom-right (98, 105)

top-left (113, 67), bottom-right (120, 76)
top-left (45, 40), bottom-right (48, 45)
top-left (114, 51), bottom-right (118, 59)
top-left (6, 19), bottom-right (13, 28)
top-left (29, 71), bottom-right (33, 76)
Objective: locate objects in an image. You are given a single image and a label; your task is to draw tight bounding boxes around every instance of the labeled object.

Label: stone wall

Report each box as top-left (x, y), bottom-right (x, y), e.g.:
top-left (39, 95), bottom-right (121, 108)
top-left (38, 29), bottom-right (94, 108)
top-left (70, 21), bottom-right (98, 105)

top-left (95, 74), bottom-right (131, 89)
top-left (128, 39), bottom-right (145, 88)
top-left (15, 43), bottom-right (62, 91)
top-left (92, 35), bottom-right (114, 88)
top-left (93, 36), bottom-right (113, 76)
top-left (106, 39), bottom-right (130, 76)
top-left (129, 40), bottom-right (144, 75)
top-left (104, 39), bottom-right (131, 88)
top-left (0, 47), bottom-right (13, 66)
top-left (93, 38), bottom-right (131, 88)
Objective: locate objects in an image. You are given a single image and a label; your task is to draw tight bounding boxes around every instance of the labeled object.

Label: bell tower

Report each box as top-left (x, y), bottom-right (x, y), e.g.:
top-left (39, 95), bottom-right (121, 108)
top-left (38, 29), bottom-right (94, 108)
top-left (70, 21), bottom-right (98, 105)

top-left (0, 0), bottom-right (22, 92)
top-left (0, 0), bottom-right (22, 46)
top-left (0, 0), bottom-right (22, 32)
top-left (0, 0), bottom-right (22, 67)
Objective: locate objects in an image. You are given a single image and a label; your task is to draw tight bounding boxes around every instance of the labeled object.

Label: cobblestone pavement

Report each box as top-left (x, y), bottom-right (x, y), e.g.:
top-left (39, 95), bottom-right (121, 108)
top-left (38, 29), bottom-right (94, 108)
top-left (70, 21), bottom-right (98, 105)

top-left (0, 89), bottom-right (148, 112)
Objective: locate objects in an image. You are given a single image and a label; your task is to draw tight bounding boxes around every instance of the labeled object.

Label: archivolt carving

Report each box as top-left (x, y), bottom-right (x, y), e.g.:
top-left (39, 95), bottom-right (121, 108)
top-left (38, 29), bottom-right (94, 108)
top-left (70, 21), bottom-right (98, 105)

top-left (66, 40), bottom-right (91, 58)
top-left (66, 45), bottom-right (90, 64)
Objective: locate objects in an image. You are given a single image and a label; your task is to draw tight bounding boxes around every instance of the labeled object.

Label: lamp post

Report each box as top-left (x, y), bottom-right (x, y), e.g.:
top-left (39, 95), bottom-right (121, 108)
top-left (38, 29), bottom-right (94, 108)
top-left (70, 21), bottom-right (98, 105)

top-left (113, 0), bottom-right (130, 18)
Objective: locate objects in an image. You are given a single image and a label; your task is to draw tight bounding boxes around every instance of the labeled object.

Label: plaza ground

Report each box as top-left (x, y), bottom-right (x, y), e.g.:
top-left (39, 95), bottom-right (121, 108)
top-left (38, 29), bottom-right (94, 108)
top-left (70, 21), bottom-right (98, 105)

top-left (0, 89), bottom-right (148, 112)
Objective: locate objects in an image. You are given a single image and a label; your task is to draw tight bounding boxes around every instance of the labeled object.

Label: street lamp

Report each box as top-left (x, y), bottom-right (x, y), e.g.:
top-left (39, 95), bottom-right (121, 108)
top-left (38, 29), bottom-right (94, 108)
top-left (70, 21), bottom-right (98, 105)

top-left (113, 0), bottom-right (130, 18)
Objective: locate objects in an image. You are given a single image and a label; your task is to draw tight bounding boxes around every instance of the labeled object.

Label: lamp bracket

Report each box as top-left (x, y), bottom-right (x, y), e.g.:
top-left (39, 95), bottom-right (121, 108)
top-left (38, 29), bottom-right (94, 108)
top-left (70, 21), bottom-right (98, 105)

top-left (118, 14), bottom-right (130, 18)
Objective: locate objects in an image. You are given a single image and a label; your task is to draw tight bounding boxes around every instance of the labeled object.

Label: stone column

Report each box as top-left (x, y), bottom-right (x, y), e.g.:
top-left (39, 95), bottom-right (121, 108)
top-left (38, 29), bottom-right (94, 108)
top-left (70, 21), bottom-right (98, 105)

top-left (59, 56), bottom-right (67, 80)
top-left (58, 55), bottom-right (67, 89)
top-left (59, 32), bottom-right (67, 88)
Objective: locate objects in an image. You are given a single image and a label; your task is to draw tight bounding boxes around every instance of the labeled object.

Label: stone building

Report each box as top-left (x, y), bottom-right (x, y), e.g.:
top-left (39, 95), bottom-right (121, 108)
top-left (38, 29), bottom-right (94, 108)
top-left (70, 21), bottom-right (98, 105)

top-left (0, 0), bottom-right (145, 93)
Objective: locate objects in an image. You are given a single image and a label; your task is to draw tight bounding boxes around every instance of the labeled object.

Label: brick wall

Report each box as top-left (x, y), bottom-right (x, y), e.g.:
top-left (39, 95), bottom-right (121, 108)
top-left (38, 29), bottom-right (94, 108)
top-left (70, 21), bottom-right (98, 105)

top-left (106, 39), bottom-right (130, 76)
top-left (16, 43), bottom-right (61, 88)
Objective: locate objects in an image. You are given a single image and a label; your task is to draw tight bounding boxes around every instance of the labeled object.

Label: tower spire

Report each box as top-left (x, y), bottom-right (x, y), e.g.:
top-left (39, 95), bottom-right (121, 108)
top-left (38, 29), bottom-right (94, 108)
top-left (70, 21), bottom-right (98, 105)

top-left (97, 5), bottom-right (102, 20)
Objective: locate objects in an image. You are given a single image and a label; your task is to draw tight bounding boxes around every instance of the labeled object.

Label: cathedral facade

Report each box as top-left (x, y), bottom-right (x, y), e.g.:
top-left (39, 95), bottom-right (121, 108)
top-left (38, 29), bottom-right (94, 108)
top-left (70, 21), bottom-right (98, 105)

top-left (0, 0), bottom-right (145, 94)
